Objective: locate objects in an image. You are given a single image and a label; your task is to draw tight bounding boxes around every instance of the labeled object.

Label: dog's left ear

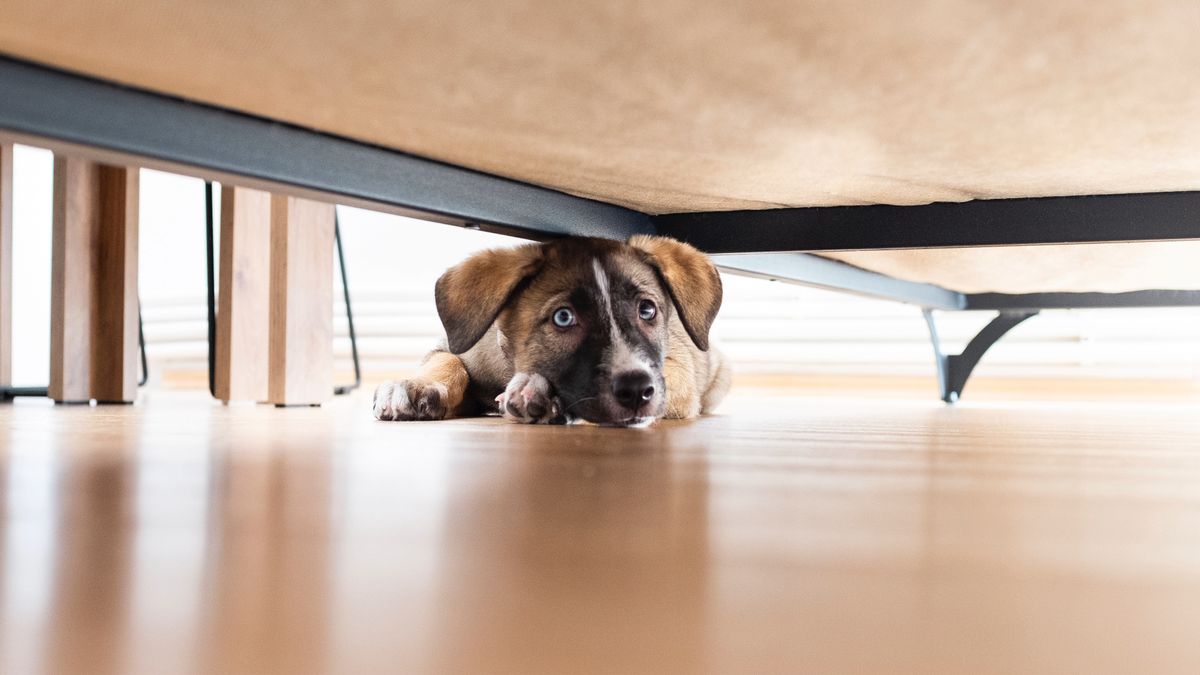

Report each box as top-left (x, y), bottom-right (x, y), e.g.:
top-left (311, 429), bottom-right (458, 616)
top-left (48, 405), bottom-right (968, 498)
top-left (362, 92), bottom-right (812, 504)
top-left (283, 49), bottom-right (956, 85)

top-left (628, 235), bottom-right (723, 351)
top-left (435, 243), bottom-right (544, 354)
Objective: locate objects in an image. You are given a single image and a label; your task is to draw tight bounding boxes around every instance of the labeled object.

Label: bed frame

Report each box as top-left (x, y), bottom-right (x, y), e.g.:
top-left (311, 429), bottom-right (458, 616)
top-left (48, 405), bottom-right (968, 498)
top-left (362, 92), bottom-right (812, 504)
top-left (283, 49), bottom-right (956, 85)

top-left (3, 55), bottom-right (1199, 402)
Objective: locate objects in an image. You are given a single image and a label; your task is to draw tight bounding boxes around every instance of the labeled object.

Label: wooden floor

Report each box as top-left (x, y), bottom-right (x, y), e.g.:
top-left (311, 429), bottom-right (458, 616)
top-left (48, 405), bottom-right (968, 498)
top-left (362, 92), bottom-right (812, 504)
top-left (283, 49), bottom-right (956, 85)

top-left (2, 385), bottom-right (1200, 674)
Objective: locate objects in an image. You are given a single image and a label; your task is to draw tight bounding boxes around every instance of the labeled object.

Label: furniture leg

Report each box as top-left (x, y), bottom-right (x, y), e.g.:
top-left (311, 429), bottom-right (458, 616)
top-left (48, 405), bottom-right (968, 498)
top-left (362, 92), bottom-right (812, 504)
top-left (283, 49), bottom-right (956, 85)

top-left (214, 185), bottom-right (272, 403)
top-left (49, 156), bottom-right (140, 404)
top-left (922, 309), bottom-right (1039, 404)
top-left (268, 195), bottom-right (335, 406)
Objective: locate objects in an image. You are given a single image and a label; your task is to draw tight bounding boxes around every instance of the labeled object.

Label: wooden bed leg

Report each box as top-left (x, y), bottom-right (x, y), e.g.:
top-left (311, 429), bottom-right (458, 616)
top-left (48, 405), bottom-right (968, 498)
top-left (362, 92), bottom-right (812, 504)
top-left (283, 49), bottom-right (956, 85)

top-left (267, 195), bottom-right (334, 406)
top-left (49, 156), bottom-right (93, 403)
top-left (214, 186), bottom-right (272, 403)
top-left (0, 144), bottom-right (11, 392)
top-left (49, 157), bottom-right (140, 404)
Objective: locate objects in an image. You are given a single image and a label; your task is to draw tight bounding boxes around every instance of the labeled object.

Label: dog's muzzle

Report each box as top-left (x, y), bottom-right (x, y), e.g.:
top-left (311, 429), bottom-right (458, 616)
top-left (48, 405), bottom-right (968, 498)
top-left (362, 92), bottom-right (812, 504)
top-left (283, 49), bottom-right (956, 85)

top-left (612, 370), bottom-right (656, 412)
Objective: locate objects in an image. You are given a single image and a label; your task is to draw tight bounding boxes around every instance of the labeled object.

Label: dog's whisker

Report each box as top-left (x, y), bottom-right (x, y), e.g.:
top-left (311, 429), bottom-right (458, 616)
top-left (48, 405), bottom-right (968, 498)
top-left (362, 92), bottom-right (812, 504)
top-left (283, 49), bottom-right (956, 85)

top-left (565, 396), bottom-right (599, 413)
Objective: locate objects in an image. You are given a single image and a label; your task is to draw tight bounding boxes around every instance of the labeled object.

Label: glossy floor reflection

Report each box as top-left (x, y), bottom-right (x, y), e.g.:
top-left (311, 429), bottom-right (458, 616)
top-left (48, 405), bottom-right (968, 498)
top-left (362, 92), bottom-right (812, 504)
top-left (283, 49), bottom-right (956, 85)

top-left (2, 389), bottom-right (1200, 674)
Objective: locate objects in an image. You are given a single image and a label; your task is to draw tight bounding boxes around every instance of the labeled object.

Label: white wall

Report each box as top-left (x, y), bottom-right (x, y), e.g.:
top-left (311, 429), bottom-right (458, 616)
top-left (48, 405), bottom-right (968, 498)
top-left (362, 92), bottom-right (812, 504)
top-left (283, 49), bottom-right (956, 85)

top-left (8, 145), bottom-right (1200, 387)
top-left (10, 146), bottom-right (51, 386)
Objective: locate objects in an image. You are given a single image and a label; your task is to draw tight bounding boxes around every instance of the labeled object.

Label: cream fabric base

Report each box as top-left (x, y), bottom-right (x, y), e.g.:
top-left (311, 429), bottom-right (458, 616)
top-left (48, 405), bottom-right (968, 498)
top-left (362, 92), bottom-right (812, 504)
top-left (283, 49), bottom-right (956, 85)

top-left (822, 242), bottom-right (1200, 294)
top-left (2, 0), bottom-right (1198, 214)
top-left (3, 0), bottom-right (1198, 293)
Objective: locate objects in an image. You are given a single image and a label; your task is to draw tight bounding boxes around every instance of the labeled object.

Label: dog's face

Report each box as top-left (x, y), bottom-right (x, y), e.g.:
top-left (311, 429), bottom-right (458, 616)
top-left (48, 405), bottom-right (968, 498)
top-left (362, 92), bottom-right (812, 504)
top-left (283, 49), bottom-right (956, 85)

top-left (435, 236), bottom-right (722, 426)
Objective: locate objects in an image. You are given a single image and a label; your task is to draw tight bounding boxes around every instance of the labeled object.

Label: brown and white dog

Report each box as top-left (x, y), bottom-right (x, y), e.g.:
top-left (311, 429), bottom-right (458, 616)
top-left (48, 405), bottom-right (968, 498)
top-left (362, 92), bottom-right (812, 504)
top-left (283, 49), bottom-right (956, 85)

top-left (372, 235), bottom-right (730, 427)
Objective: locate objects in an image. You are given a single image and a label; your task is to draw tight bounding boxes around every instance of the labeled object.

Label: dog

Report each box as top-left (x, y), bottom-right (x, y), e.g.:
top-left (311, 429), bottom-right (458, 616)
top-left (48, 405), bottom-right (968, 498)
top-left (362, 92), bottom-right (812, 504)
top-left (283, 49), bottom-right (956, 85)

top-left (372, 235), bottom-right (730, 427)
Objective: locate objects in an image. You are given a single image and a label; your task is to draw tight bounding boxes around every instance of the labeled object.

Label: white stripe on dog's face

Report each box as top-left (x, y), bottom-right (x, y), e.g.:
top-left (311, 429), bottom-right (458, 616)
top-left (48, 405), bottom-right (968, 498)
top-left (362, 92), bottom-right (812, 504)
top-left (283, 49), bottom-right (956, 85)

top-left (593, 257), bottom-right (653, 376)
top-left (592, 258), bottom-right (612, 317)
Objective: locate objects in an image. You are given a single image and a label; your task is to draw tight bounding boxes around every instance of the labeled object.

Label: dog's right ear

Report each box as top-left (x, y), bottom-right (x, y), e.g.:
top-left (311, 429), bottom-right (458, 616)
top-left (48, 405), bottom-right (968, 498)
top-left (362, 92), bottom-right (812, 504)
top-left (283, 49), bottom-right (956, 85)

top-left (435, 243), bottom-right (544, 354)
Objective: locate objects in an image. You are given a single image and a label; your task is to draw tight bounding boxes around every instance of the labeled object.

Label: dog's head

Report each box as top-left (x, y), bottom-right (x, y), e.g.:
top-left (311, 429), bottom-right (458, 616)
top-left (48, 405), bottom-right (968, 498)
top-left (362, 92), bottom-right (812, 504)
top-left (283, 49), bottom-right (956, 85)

top-left (435, 235), bottom-right (722, 426)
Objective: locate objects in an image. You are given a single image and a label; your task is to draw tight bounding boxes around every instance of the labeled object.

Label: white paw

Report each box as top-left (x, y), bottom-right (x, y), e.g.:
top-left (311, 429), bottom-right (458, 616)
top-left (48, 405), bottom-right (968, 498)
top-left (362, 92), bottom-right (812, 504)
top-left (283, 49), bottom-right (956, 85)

top-left (373, 380), bottom-right (450, 421)
top-left (496, 373), bottom-right (565, 424)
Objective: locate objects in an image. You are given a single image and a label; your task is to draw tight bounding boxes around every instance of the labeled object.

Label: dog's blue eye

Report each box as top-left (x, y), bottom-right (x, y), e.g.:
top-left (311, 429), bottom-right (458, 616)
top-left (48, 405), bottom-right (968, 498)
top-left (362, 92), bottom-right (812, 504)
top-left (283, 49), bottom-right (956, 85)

top-left (638, 300), bottom-right (657, 321)
top-left (552, 307), bottom-right (576, 328)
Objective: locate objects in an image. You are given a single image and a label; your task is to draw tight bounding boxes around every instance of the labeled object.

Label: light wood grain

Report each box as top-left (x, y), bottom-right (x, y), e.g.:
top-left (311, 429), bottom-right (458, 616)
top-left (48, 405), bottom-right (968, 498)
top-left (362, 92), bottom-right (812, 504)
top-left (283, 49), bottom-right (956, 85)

top-left (49, 157), bottom-right (139, 403)
top-left (268, 195), bottom-right (334, 406)
top-left (215, 186), bottom-right (272, 402)
top-left (90, 164), bottom-right (139, 402)
top-left (2, 388), bottom-right (1200, 674)
top-left (0, 143), bottom-right (11, 387)
top-left (49, 157), bottom-right (99, 402)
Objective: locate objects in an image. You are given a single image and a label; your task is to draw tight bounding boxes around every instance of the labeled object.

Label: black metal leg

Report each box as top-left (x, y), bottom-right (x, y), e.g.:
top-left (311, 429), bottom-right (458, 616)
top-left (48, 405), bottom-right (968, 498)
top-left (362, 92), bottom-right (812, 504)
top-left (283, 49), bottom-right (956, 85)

top-left (138, 300), bottom-right (148, 387)
top-left (922, 309), bottom-right (1039, 404)
top-left (1, 385), bottom-right (47, 400)
top-left (333, 211), bottom-right (362, 396)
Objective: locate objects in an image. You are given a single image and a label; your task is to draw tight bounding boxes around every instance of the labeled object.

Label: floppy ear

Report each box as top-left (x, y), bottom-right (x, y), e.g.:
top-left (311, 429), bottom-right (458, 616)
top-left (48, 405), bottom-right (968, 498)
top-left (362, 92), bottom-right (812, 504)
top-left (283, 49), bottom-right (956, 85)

top-left (434, 243), bottom-right (544, 354)
top-left (628, 235), bottom-right (723, 351)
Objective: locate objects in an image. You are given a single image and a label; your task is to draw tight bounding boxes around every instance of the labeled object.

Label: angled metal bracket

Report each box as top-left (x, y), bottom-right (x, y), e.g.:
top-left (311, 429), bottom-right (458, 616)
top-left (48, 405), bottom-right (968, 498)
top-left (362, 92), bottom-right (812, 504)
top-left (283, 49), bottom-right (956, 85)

top-left (922, 309), bottom-right (1038, 403)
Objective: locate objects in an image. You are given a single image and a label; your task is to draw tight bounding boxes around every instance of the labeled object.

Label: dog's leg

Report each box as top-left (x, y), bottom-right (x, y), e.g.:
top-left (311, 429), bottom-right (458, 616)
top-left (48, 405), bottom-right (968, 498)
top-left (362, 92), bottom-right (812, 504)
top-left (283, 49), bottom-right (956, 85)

top-left (700, 348), bottom-right (731, 414)
top-left (373, 351), bottom-right (469, 421)
top-left (496, 372), bottom-right (566, 424)
top-left (662, 354), bottom-right (702, 420)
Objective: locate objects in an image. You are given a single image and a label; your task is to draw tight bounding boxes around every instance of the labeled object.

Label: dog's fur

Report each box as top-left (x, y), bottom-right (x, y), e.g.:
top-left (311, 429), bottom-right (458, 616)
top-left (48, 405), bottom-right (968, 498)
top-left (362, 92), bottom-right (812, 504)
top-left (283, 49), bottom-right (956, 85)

top-left (372, 235), bottom-right (730, 426)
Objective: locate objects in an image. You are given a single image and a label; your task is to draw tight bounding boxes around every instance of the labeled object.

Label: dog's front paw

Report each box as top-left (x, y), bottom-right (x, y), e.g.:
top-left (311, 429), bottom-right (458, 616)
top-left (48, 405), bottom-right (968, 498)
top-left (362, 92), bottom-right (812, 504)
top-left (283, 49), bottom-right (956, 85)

top-left (373, 380), bottom-right (450, 421)
top-left (496, 373), bottom-right (565, 424)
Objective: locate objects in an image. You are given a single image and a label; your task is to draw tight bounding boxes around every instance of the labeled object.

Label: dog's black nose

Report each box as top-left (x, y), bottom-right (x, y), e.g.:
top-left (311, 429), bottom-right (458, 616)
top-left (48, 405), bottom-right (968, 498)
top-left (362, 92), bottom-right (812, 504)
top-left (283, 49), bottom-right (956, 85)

top-left (612, 371), bottom-right (655, 410)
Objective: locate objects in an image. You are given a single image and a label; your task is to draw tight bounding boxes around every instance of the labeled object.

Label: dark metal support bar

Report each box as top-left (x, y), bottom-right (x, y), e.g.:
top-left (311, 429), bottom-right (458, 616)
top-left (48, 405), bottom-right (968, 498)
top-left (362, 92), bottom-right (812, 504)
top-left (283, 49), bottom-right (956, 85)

top-left (922, 309), bottom-right (1039, 403)
top-left (715, 253), bottom-right (966, 310)
top-left (1, 386), bottom-right (48, 400)
top-left (967, 290), bottom-right (1200, 311)
top-left (655, 192), bottom-right (1200, 253)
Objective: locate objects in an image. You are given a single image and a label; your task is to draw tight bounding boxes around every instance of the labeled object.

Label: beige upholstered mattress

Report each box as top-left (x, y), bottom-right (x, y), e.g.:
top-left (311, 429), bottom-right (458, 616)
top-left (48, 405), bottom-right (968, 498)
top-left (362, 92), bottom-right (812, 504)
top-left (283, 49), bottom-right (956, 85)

top-left (2, 0), bottom-right (1198, 293)
top-left (823, 243), bottom-right (1200, 294)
